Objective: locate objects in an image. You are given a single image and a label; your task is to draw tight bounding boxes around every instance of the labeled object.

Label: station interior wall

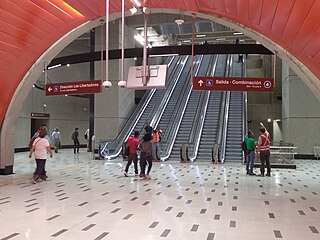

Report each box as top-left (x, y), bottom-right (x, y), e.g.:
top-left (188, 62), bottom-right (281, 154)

top-left (13, 22), bottom-right (320, 155)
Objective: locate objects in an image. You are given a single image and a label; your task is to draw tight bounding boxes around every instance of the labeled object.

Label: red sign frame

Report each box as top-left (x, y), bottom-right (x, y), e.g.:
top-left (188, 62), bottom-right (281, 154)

top-left (46, 80), bottom-right (102, 96)
top-left (193, 77), bottom-right (274, 92)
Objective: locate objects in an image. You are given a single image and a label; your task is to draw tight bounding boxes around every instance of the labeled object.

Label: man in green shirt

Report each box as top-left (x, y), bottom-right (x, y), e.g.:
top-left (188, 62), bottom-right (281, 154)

top-left (245, 130), bottom-right (256, 175)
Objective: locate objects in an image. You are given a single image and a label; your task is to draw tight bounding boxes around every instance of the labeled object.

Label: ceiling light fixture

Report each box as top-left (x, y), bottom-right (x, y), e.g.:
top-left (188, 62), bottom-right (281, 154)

top-left (196, 34), bottom-right (206, 38)
top-left (175, 19), bottom-right (184, 25)
top-left (129, 6), bottom-right (137, 15)
top-left (48, 64), bottom-right (61, 70)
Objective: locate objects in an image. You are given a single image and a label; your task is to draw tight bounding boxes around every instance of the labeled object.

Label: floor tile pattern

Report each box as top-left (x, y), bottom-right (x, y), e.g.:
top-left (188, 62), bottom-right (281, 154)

top-left (0, 150), bottom-right (319, 239)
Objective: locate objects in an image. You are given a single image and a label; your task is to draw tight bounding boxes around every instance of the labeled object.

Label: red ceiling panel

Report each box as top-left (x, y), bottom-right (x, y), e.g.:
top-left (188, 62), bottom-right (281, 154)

top-left (0, 31), bottom-right (32, 50)
top-left (64, 0), bottom-right (100, 18)
top-left (281, 1), bottom-right (314, 46)
top-left (0, 41), bottom-right (22, 58)
top-left (1, 0), bottom-right (320, 127)
top-left (303, 28), bottom-right (320, 58)
top-left (237, 0), bottom-right (249, 23)
top-left (212, 0), bottom-right (227, 12)
top-left (0, 9), bottom-right (49, 39)
top-left (259, 0), bottom-right (277, 31)
top-left (248, 0), bottom-right (263, 26)
top-left (224, 0), bottom-right (238, 15)
top-left (32, 0), bottom-right (77, 23)
top-left (0, 50), bottom-right (16, 69)
top-left (270, 0), bottom-right (295, 37)
top-left (77, 0), bottom-right (102, 17)
top-left (12, 0), bottom-right (65, 26)
top-left (292, 1), bottom-right (320, 50)
top-left (198, 0), bottom-right (216, 10)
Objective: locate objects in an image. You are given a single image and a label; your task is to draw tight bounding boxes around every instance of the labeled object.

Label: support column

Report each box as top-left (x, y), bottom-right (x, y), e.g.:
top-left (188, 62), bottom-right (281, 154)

top-left (282, 63), bottom-right (320, 154)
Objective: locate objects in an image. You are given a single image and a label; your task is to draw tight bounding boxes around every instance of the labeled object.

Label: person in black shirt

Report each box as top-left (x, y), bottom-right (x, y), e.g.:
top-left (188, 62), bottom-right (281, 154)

top-left (144, 122), bottom-right (153, 141)
top-left (71, 128), bottom-right (80, 154)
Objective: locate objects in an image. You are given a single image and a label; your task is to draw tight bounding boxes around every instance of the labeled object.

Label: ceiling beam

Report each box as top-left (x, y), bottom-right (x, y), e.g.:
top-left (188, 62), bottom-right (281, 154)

top-left (49, 44), bottom-right (273, 67)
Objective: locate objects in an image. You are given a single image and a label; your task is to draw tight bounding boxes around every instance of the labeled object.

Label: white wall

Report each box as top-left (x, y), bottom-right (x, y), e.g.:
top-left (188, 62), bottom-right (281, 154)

top-left (16, 73), bottom-right (90, 148)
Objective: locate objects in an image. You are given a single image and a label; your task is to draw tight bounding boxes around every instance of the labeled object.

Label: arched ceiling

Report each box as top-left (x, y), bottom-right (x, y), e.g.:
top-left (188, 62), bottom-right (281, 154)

top-left (1, 0), bottom-right (320, 126)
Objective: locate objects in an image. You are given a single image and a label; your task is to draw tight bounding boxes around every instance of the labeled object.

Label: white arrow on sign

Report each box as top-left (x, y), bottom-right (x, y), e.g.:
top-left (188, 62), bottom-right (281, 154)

top-left (48, 87), bottom-right (52, 92)
top-left (198, 80), bottom-right (204, 86)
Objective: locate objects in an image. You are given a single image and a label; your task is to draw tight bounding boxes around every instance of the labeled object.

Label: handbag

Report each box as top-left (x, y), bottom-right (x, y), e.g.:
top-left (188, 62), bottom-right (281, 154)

top-left (124, 146), bottom-right (130, 156)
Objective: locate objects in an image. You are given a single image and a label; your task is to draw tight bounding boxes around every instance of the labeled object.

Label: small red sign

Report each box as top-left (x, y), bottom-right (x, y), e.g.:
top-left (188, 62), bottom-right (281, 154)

top-left (193, 77), bottom-right (274, 92)
top-left (46, 80), bottom-right (102, 96)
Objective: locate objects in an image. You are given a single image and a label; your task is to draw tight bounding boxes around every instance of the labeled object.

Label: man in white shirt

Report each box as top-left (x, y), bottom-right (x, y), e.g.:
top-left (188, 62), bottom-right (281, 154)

top-left (52, 128), bottom-right (61, 153)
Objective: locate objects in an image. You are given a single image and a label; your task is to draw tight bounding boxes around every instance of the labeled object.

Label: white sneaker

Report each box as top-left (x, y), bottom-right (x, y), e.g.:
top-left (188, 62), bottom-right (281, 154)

top-left (32, 178), bottom-right (37, 184)
top-left (145, 175), bottom-right (151, 179)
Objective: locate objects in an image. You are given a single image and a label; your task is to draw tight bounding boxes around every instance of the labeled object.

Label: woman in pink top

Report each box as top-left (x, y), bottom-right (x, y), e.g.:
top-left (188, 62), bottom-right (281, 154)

top-left (29, 126), bottom-right (53, 184)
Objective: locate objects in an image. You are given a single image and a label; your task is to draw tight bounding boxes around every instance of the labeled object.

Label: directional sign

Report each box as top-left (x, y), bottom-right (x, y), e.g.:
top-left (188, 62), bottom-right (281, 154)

top-left (46, 80), bottom-right (102, 96)
top-left (193, 77), bottom-right (274, 92)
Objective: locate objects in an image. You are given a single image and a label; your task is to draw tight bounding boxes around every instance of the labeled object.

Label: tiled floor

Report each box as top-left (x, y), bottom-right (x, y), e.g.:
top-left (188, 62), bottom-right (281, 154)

top-left (0, 150), bottom-right (319, 240)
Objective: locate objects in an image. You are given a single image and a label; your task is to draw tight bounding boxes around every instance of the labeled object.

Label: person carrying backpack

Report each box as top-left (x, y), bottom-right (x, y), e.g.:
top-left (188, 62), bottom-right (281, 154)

top-left (245, 130), bottom-right (256, 175)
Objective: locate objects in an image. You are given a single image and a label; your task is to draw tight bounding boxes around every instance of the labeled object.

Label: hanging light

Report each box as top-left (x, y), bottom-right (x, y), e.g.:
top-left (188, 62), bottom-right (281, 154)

top-left (118, 0), bottom-right (126, 88)
top-left (175, 11), bottom-right (184, 25)
top-left (130, 6), bottom-right (137, 15)
top-left (103, 0), bottom-right (112, 88)
top-left (175, 19), bottom-right (184, 25)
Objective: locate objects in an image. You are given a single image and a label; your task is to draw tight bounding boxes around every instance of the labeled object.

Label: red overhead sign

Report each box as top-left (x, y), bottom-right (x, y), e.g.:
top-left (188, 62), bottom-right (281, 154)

top-left (46, 80), bottom-right (102, 96)
top-left (193, 77), bottom-right (274, 92)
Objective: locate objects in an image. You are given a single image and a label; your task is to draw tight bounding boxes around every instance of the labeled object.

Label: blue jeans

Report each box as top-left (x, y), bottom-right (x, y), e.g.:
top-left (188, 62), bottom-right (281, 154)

top-left (246, 151), bottom-right (255, 173)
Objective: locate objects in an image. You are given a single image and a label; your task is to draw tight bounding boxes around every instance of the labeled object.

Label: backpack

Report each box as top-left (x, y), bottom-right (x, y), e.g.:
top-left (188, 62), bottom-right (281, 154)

top-left (124, 146), bottom-right (130, 156)
top-left (241, 140), bottom-right (247, 151)
top-left (28, 137), bottom-right (36, 149)
top-left (71, 132), bottom-right (76, 140)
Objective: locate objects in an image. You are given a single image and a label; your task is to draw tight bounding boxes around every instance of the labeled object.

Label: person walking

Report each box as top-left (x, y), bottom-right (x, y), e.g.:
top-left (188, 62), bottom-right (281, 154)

top-left (245, 130), bottom-right (256, 175)
top-left (71, 128), bottom-right (80, 154)
top-left (139, 134), bottom-right (153, 179)
top-left (124, 131), bottom-right (140, 177)
top-left (29, 126), bottom-right (53, 183)
top-left (52, 128), bottom-right (61, 153)
top-left (257, 122), bottom-right (271, 177)
top-left (85, 128), bottom-right (90, 151)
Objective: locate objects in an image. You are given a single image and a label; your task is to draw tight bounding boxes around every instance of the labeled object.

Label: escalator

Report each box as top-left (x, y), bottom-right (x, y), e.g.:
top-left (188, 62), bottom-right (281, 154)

top-left (100, 55), bottom-right (189, 158)
top-left (168, 55), bottom-right (214, 160)
top-left (223, 55), bottom-right (246, 162)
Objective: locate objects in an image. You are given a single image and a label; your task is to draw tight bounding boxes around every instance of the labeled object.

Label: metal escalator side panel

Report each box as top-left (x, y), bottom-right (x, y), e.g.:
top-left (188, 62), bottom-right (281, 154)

top-left (101, 56), bottom-right (182, 159)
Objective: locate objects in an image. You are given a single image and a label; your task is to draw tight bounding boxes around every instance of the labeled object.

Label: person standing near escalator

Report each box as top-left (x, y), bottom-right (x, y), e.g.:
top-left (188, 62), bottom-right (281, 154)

top-left (257, 122), bottom-right (271, 177)
top-left (124, 131), bottom-right (140, 177)
top-left (245, 130), bottom-right (256, 175)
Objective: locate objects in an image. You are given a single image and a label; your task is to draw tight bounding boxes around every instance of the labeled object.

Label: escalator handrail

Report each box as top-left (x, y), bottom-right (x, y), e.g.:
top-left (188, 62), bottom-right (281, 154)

top-left (160, 55), bottom-right (204, 161)
top-left (188, 55), bottom-right (219, 161)
top-left (220, 55), bottom-right (234, 162)
top-left (150, 56), bottom-right (190, 129)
